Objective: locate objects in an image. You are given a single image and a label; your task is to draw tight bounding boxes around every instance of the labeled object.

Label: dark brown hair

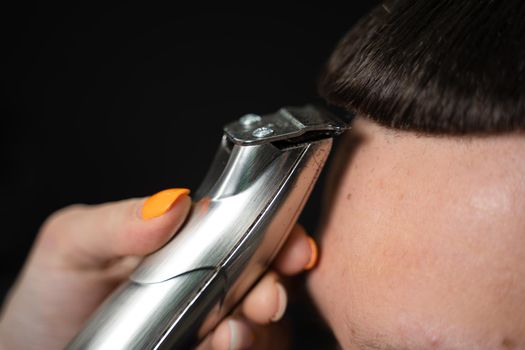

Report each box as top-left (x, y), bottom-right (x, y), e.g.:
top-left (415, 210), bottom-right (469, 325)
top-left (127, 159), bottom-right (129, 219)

top-left (319, 0), bottom-right (525, 134)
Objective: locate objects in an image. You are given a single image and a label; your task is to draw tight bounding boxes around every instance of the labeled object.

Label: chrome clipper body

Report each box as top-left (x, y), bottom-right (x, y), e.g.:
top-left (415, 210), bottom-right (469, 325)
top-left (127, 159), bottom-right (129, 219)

top-left (67, 105), bottom-right (348, 349)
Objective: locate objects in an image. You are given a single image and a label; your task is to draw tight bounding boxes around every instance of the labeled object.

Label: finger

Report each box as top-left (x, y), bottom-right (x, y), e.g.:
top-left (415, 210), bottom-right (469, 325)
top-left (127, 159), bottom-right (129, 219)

top-left (273, 224), bottom-right (318, 275)
top-left (202, 318), bottom-right (290, 350)
top-left (211, 318), bottom-right (254, 350)
top-left (241, 272), bottom-right (287, 325)
top-left (37, 188), bottom-right (191, 269)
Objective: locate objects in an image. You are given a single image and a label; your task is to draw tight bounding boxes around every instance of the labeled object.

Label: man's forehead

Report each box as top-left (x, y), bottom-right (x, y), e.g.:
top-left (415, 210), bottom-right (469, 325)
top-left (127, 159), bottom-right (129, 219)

top-left (317, 116), bottom-right (525, 350)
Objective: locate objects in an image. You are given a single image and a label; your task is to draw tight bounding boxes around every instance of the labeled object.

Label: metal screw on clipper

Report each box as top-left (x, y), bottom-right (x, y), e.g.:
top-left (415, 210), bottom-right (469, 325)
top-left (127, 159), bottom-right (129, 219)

top-left (252, 126), bottom-right (274, 138)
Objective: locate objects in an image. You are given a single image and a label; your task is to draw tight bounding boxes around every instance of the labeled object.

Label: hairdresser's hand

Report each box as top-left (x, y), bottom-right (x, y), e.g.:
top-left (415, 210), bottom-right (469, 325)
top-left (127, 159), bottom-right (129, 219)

top-left (0, 189), bottom-right (317, 350)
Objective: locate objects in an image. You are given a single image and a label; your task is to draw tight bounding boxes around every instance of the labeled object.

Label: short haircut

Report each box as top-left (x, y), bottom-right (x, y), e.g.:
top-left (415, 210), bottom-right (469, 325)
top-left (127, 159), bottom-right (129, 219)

top-left (319, 0), bottom-right (525, 134)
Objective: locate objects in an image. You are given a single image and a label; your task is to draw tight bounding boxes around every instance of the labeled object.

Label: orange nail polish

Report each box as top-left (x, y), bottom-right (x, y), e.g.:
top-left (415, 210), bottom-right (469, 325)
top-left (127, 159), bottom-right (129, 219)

top-left (141, 188), bottom-right (190, 220)
top-left (304, 236), bottom-right (319, 270)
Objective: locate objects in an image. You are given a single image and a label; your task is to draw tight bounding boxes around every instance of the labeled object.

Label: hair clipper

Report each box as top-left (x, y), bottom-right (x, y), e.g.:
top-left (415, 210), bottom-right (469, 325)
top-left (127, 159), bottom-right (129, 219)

top-left (66, 105), bottom-right (348, 349)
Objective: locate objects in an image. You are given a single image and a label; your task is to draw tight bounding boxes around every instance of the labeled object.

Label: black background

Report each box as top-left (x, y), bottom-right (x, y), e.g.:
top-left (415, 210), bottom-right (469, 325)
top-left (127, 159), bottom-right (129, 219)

top-left (2, 3), bottom-right (376, 347)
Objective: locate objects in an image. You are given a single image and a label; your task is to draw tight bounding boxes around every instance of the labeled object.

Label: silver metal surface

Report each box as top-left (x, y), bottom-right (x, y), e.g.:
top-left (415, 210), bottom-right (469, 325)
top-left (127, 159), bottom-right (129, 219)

top-left (239, 113), bottom-right (262, 126)
top-left (252, 126), bottom-right (274, 138)
top-left (67, 105), bottom-right (348, 350)
top-left (224, 105), bottom-right (347, 145)
top-left (68, 270), bottom-right (224, 349)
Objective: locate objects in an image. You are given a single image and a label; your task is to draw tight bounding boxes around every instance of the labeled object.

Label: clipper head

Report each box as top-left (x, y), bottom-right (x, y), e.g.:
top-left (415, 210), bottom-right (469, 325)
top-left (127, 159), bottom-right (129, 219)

top-left (224, 105), bottom-right (349, 146)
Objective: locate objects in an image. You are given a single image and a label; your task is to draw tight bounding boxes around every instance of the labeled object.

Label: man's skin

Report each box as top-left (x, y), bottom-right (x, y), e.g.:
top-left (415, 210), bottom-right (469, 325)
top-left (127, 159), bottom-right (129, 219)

top-left (308, 116), bottom-right (525, 349)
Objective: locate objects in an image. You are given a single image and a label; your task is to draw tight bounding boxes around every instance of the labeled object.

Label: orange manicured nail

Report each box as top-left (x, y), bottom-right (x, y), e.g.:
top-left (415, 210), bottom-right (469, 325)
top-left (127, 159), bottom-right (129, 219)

top-left (304, 236), bottom-right (319, 270)
top-left (141, 188), bottom-right (190, 220)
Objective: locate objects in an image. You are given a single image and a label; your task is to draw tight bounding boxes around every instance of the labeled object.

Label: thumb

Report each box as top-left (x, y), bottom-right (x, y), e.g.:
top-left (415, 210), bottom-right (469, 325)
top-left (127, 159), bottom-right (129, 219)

top-left (35, 188), bottom-right (191, 270)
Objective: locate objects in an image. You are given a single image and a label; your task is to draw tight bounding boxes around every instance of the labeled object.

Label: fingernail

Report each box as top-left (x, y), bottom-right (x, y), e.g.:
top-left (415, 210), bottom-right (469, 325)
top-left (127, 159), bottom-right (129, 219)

top-left (141, 188), bottom-right (190, 220)
top-left (304, 236), bottom-right (319, 270)
top-left (227, 319), bottom-right (254, 350)
top-left (270, 283), bottom-right (287, 322)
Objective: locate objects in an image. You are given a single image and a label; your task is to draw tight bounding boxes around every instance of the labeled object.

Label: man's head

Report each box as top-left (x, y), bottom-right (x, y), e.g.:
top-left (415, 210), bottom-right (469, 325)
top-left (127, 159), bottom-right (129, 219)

top-left (307, 1), bottom-right (525, 349)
